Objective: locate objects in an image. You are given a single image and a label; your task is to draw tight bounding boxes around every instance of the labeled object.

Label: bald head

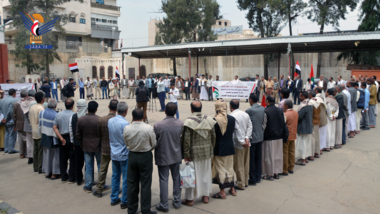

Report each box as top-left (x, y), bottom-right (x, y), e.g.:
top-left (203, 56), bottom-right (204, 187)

top-left (191, 101), bottom-right (202, 113)
top-left (65, 99), bottom-right (74, 110)
top-left (230, 99), bottom-right (239, 110)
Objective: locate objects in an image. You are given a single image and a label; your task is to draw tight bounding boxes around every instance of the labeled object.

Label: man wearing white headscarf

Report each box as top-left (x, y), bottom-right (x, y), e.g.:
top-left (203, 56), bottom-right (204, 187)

top-left (109, 78), bottom-right (119, 100)
top-left (69, 99), bottom-right (87, 185)
top-left (85, 77), bottom-right (93, 100)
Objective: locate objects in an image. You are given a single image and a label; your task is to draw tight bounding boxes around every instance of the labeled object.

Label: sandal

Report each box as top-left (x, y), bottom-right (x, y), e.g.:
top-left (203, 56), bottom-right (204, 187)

top-left (314, 154), bottom-right (320, 158)
top-left (295, 160), bottom-right (306, 166)
top-left (228, 189), bottom-right (237, 196)
top-left (322, 148), bottom-right (330, 152)
top-left (211, 193), bottom-right (227, 199)
top-left (261, 175), bottom-right (274, 181)
top-left (274, 174), bottom-right (280, 179)
top-left (202, 196), bottom-right (209, 204)
top-left (308, 157), bottom-right (314, 161)
top-left (182, 200), bottom-right (194, 206)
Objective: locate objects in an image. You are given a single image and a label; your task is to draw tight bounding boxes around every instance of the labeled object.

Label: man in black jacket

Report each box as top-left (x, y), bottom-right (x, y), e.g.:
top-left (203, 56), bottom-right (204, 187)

top-left (261, 96), bottom-right (286, 180)
top-left (100, 77), bottom-right (108, 99)
top-left (135, 81), bottom-right (150, 123)
top-left (334, 85), bottom-right (347, 148)
top-left (293, 75), bottom-right (303, 105)
top-left (67, 78), bottom-right (77, 100)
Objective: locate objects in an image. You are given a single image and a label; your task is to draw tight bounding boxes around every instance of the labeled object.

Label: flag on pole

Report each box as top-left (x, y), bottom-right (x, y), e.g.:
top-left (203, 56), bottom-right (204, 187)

top-left (295, 61), bottom-right (301, 77)
top-left (261, 95), bottom-right (266, 108)
top-left (69, 63), bottom-right (79, 73)
top-left (115, 66), bottom-right (120, 79)
top-left (310, 64), bottom-right (314, 82)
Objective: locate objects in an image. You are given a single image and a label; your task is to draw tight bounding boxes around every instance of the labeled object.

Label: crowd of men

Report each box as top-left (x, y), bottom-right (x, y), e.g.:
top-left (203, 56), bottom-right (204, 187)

top-left (0, 72), bottom-right (378, 214)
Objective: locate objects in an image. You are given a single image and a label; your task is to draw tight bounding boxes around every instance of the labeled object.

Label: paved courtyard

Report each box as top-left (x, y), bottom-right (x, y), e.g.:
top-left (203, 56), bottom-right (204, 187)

top-left (1, 93), bottom-right (379, 214)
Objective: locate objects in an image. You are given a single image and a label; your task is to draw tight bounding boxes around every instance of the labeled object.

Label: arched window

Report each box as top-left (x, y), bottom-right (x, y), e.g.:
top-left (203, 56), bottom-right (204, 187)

top-left (92, 66), bottom-right (97, 78)
top-left (108, 66), bottom-right (113, 79)
top-left (140, 65), bottom-right (146, 78)
top-left (69, 12), bottom-right (76, 23)
top-left (80, 13), bottom-right (86, 24)
top-left (100, 66), bottom-right (105, 78)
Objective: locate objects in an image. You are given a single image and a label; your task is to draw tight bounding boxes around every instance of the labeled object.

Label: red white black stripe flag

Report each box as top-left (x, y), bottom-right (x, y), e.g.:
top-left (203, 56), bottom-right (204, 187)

top-left (295, 61), bottom-right (301, 77)
top-left (69, 63), bottom-right (79, 73)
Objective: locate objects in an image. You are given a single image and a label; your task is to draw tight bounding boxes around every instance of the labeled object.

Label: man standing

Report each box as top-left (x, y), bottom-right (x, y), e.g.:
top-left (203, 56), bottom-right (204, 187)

top-left (199, 75), bottom-right (208, 101)
top-left (308, 90), bottom-right (321, 159)
top-left (50, 78), bottom-right (58, 102)
top-left (215, 75), bottom-right (220, 100)
top-left (347, 82), bottom-right (357, 138)
top-left (169, 83), bottom-right (180, 119)
top-left (294, 75), bottom-right (303, 105)
top-left (94, 76), bottom-right (101, 100)
top-left (123, 109), bottom-right (156, 214)
top-left (157, 77), bottom-right (166, 112)
top-left (13, 90), bottom-right (27, 158)
top-left (69, 99), bottom-right (87, 186)
top-left (245, 77), bottom-right (251, 103)
top-left (265, 76), bottom-right (274, 97)
top-left (93, 100), bottom-right (117, 197)
top-left (146, 75), bottom-right (152, 98)
top-left (368, 78), bottom-right (377, 128)
top-left (207, 75), bottom-right (214, 101)
top-left (85, 77), bottom-right (93, 100)
top-left (325, 89), bottom-right (339, 150)
top-left (66, 78), bottom-right (77, 100)
top-left (175, 76), bottom-right (183, 100)
top-left (120, 75), bottom-right (129, 99)
top-left (107, 77), bottom-right (112, 99)
top-left (327, 78), bottom-right (335, 89)
top-left (181, 101), bottom-right (216, 205)
top-left (29, 92), bottom-right (45, 172)
top-left (107, 101), bottom-right (130, 209)
top-left (282, 100), bottom-right (298, 175)
top-left (22, 90), bottom-right (36, 164)
top-left (40, 81), bottom-right (52, 103)
top-left (334, 85), bottom-right (347, 148)
top-left (76, 101), bottom-right (101, 192)
top-left (79, 77), bottom-right (85, 99)
top-left (315, 87), bottom-right (328, 153)
top-left (36, 78), bottom-right (42, 92)
top-left (233, 75), bottom-right (240, 83)
top-left (128, 77), bottom-right (135, 99)
top-left (295, 91), bottom-right (313, 166)
top-left (39, 99), bottom-right (60, 180)
top-left (259, 76), bottom-right (265, 103)
top-left (191, 75), bottom-right (200, 101)
top-left (255, 74), bottom-right (261, 97)
top-left (135, 81), bottom-right (150, 122)
top-left (337, 76), bottom-right (345, 85)
top-left (101, 77), bottom-right (108, 99)
top-left (60, 77), bottom-right (68, 102)
top-left (154, 103), bottom-right (183, 212)
top-left (164, 75), bottom-right (170, 99)
top-left (261, 96), bottom-right (285, 180)
top-left (53, 99), bottom-right (75, 182)
top-left (286, 76), bottom-right (293, 100)
top-left (184, 77), bottom-right (191, 100)
top-left (342, 85), bottom-right (351, 145)
top-left (245, 94), bottom-right (266, 185)
top-left (317, 75), bottom-right (327, 92)
top-left (360, 82), bottom-right (370, 130)
top-left (230, 100), bottom-right (252, 190)
top-left (273, 77), bottom-right (280, 103)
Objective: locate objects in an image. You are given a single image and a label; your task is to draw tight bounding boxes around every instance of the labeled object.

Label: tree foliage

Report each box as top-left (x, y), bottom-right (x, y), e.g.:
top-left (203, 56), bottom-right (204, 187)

top-left (337, 0), bottom-right (380, 65)
top-left (9, 0), bottom-right (83, 75)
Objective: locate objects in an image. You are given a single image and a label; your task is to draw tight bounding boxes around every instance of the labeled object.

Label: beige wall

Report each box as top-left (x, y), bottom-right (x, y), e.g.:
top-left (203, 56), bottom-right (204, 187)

top-left (148, 19), bottom-right (160, 46)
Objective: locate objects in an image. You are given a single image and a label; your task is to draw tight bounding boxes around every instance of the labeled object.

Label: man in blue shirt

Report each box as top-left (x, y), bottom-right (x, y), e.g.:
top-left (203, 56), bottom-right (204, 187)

top-left (146, 75), bottom-right (153, 98)
top-left (360, 82), bottom-right (370, 130)
top-left (107, 101), bottom-right (130, 209)
top-left (50, 78), bottom-right (59, 102)
top-left (79, 78), bottom-right (85, 99)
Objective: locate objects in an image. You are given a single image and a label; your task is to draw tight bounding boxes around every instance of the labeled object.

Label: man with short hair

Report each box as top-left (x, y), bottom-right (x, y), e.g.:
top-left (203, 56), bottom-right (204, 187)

top-left (79, 77), bottom-right (85, 99)
top-left (230, 99), bottom-right (252, 190)
top-left (341, 84), bottom-right (351, 145)
top-left (279, 75), bottom-right (285, 101)
top-left (76, 101), bottom-right (101, 193)
top-left (50, 78), bottom-right (58, 102)
top-left (328, 77), bottom-right (336, 89)
top-left (40, 81), bottom-right (52, 103)
top-left (164, 75), bottom-right (171, 99)
top-left (215, 75), bottom-right (220, 100)
top-left (107, 77), bottom-right (112, 99)
top-left (325, 89), bottom-right (339, 150)
top-left (295, 91), bottom-right (313, 166)
top-left (259, 76), bottom-right (265, 102)
top-left (154, 103), bottom-right (184, 212)
top-left (120, 75), bottom-right (129, 99)
top-left (368, 78), bottom-right (377, 128)
top-left (199, 75), bottom-right (208, 101)
top-left (317, 75), bottom-right (328, 93)
top-left (273, 77), bottom-right (280, 103)
top-left (93, 100), bottom-right (117, 197)
top-left (135, 81), bottom-right (150, 122)
top-left (282, 100), bottom-right (298, 175)
top-left (169, 83), bottom-right (180, 119)
top-left (278, 88), bottom-right (290, 110)
top-left (128, 77), bottom-right (135, 99)
top-left (101, 77), bottom-right (109, 99)
top-left (0, 89), bottom-right (19, 154)
top-left (145, 75), bottom-right (152, 98)
top-left (335, 85), bottom-right (346, 148)
top-left (13, 90), bottom-right (28, 158)
top-left (262, 96), bottom-right (286, 180)
top-left (207, 75), bottom-right (214, 101)
top-left (255, 74), bottom-right (261, 96)
top-left (22, 90), bottom-right (36, 164)
top-left (36, 78), bottom-right (42, 92)
top-left (66, 78), bottom-right (77, 100)
top-left (246, 94), bottom-right (266, 185)
top-left (360, 82), bottom-right (370, 130)
top-left (315, 87), bottom-right (328, 153)
top-left (60, 77), bottom-right (68, 101)
top-left (94, 76), bottom-right (101, 100)
top-left (39, 99), bottom-right (60, 179)
top-left (53, 99), bottom-right (75, 182)
top-left (347, 82), bottom-right (357, 138)
top-left (181, 101), bottom-right (216, 205)
top-left (233, 75), bottom-right (240, 82)
top-left (123, 109), bottom-right (157, 214)
top-left (29, 92), bottom-right (45, 172)
top-left (308, 90), bottom-right (322, 159)
top-left (294, 75), bottom-right (303, 105)
top-left (157, 77), bottom-right (166, 112)
top-left (337, 76), bottom-right (345, 85)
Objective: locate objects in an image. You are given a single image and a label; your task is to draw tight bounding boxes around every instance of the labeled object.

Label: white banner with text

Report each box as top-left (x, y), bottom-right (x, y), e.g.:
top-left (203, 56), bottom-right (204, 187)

top-left (212, 81), bottom-right (257, 99)
top-left (0, 83), bottom-right (35, 98)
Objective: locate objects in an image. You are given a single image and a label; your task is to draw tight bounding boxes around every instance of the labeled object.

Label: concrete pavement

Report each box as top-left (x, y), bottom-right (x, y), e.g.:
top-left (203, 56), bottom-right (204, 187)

top-left (0, 95), bottom-right (379, 214)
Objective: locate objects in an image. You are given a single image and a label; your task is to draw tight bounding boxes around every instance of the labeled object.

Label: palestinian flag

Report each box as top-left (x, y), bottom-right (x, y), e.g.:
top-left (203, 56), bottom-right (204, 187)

top-left (115, 66), bottom-right (120, 79)
top-left (295, 61), bottom-right (301, 77)
top-left (310, 64), bottom-right (314, 82)
top-left (69, 63), bottom-right (79, 73)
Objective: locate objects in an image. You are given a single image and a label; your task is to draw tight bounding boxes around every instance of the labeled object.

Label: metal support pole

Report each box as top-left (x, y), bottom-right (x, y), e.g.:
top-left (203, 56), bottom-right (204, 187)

top-left (122, 53), bottom-right (124, 76)
top-left (278, 52), bottom-right (281, 80)
top-left (289, 54), bottom-right (291, 77)
top-left (188, 49), bottom-right (191, 78)
top-left (197, 55), bottom-right (199, 75)
top-left (138, 58), bottom-right (141, 77)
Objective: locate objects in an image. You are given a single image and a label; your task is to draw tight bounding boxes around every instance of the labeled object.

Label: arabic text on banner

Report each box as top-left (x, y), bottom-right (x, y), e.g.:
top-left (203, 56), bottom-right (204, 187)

top-left (212, 81), bottom-right (257, 99)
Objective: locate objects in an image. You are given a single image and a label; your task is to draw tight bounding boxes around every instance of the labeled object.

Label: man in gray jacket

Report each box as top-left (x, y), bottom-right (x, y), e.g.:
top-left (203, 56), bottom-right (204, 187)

top-left (245, 93), bottom-right (266, 186)
top-left (154, 102), bottom-right (184, 212)
top-left (0, 89), bottom-right (20, 154)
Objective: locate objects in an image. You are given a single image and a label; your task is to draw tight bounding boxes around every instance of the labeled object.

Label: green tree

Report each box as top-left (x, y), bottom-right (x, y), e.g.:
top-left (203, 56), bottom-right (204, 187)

top-left (337, 0), bottom-right (380, 65)
top-left (9, 0), bottom-right (83, 76)
top-left (237, 0), bottom-right (284, 78)
top-left (306, 0), bottom-right (359, 76)
top-left (155, 0), bottom-right (221, 76)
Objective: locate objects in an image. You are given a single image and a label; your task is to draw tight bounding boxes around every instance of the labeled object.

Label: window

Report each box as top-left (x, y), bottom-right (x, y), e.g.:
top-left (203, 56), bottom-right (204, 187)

top-left (108, 66), bottom-right (113, 79)
top-left (112, 20), bottom-right (117, 24)
top-left (108, 20), bottom-right (112, 24)
top-left (224, 22), bottom-right (227, 26)
top-left (91, 18), bottom-right (95, 21)
top-left (96, 18), bottom-right (101, 22)
top-left (102, 19), bottom-right (107, 23)
top-left (80, 18), bottom-right (85, 24)
top-left (92, 66), bottom-right (97, 78)
top-left (96, 0), bottom-right (104, 4)
top-left (69, 17), bottom-right (75, 23)
top-left (100, 66), bottom-right (105, 78)
top-left (219, 21), bottom-right (221, 25)
top-left (66, 36), bottom-right (82, 49)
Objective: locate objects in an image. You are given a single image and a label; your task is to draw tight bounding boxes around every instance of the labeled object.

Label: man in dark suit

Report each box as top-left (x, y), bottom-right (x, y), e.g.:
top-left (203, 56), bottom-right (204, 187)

top-left (293, 75), bottom-right (303, 105)
top-left (255, 74), bottom-right (261, 96)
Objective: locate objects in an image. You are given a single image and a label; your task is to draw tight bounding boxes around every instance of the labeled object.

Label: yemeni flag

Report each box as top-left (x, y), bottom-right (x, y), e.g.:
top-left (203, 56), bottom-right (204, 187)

top-left (261, 95), bottom-right (266, 108)
top-left (295, 61), bottom-right (301, 77)
top-left (69, 63), bottom-right (79, 73)
top-left (115, 66), bottom-right (120, 79)
top-left (310, 64), bottom-right (314, 82)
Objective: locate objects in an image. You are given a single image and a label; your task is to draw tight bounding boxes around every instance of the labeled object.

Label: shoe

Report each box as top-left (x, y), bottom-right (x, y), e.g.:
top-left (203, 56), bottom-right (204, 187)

top-left (245, 185), bottom-right (248, 188)
top-left (77, 180), bottom-right (85, 186)
top-left (155, 204), bottom-right (169, 213)
top-left (150, 212), bottom-right (157, 214)
top-left (172, 202), bottom-right (180, 210)
top-left (68, 180), bottom-right (76, 184)
top-left (45, 174), bottom-right (52, 179)
top-left (159, 110), bottom-right (164, 112)
top-left (4, 150), bottom-right (8, 153)
top-left (93, 191), bottom-right (103, 198)
top-left (120, 203), bottom-right (128, 209)
top-left (248, 182), bottom-right (257, 186)
top-left (83, 186), bottom-right (92, 193)
top-left (8, 150), bottom-right (19, 154)
top-left (279, 173), bottom-right (289, 176)
top-left (181, 200), bottom-right (194, 206)
top-left (28, 158), bottom-right (33, 164)
top-left (288, 171), bottom-right (294, 174)
top-left (61, 179), bottom-right (68, 183)
top-left (102, 185), bottom-right (111, 192)
top-left (111, 199), bottom-right (121, 206)
top-left (0, 148), bottom-right (4, 151)
top-left (234, 186), bottom-right (245, 190)
top-left (362, 127), bottom-right (370, 130)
